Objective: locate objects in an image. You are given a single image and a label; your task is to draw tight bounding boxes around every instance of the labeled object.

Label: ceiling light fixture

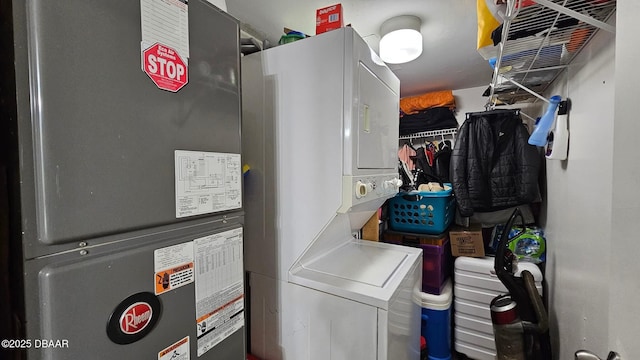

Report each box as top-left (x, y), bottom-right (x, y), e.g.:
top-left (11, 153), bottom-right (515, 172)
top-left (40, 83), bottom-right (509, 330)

top-left (379, 15), bottom-right (423, 64)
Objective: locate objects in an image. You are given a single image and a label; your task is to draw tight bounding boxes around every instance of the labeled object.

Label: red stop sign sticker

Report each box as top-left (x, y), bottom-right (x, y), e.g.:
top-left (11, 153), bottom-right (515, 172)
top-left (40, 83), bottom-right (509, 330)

top-left (143, 43), bottom-right (188, 92)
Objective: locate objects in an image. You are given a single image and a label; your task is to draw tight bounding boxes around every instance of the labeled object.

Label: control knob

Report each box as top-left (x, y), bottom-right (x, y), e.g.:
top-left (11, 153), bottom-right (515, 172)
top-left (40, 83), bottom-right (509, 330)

top-left (383, 178), bottom-right (403, 190)
top-left (355, 181), bottom-right (374, 198)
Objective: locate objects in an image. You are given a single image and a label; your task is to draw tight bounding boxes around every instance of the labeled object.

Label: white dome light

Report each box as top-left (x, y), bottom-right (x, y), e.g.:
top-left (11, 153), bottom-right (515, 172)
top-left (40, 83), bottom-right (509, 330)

top-left (379, 15), bottom-right (423, 64)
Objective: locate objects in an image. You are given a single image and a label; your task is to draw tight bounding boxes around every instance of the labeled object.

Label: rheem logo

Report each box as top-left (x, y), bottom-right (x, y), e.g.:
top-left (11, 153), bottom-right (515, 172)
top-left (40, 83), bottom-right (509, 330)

top-left (119, 302), bottom-right (153, 335)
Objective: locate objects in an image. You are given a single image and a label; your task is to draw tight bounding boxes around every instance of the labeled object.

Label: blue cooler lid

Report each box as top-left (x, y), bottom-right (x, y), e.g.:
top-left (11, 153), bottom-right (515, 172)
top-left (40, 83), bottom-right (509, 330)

top-left (414, 278), bottom-right (452, 310)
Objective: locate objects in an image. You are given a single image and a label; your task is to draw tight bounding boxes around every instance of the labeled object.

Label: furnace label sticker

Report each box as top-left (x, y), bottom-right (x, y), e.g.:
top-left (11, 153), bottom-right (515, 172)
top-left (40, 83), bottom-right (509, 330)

top-left (194, 228), bottom-right (244, 357)
top-left (140, 0), bottom-right (189, 61)
top-left (154, 242), bottom-right (195, 295)
top-left (174, 151), bottom-right (242, 218)
top-left (158, 336), bottom-right (190, 360)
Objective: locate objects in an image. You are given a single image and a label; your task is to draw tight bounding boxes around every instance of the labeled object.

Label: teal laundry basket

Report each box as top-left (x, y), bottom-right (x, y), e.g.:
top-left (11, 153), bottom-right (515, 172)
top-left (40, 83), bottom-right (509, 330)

top-left (389, 185), bottom-right (455, 234)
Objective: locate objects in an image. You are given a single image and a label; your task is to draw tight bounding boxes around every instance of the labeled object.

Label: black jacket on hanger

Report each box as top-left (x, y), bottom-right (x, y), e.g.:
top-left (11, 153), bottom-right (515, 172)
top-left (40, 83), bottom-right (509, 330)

top-left (451, 109), bottom-right (541, 217)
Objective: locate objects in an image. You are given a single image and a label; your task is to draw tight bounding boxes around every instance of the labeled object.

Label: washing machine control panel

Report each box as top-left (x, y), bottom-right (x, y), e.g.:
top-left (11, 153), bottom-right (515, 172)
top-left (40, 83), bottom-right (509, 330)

top-left (342, 175), bottom-right (401, 211)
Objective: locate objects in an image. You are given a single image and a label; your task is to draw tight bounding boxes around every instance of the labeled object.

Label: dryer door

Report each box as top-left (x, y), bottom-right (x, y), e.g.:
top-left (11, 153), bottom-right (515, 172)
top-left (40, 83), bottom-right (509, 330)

top-left (356, 62), bottom-right (399, 170)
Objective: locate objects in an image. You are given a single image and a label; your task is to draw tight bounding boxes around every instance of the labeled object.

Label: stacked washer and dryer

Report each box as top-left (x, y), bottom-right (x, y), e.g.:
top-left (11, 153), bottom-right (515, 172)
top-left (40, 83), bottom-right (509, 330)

top-left (241, 27), bottom-right (423, 360)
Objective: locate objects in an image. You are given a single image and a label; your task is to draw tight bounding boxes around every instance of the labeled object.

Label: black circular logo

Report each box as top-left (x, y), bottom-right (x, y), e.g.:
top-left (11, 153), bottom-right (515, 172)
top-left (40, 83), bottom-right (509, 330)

top-left (107, 292), bottom-right (162, 345)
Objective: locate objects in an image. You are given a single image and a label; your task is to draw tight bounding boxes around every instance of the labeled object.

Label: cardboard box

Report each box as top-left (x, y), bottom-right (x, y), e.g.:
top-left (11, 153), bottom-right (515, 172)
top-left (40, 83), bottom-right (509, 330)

top-left (316, 4), bottom-right (343, 35)
top-left (449, 225), bottom-right (485, 257)
top-left (361, 212), bottom-right (380, 242)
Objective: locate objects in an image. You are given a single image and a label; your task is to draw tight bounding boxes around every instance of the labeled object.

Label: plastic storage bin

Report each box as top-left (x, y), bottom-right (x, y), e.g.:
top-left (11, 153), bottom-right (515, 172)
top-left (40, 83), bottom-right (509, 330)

top-left (384, 232), bottom-right (451, 294)
top-left (414, 279), bottom-right (452, 360)
top-left (388, 185), bottom-right (455, 235)
top-left (453, 256), bottom-right (543, 360)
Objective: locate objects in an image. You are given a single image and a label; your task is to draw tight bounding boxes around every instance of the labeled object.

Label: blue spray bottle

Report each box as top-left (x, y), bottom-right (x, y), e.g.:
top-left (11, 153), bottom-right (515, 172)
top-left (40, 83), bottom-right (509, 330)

top-left (528, 95), bottom-right (562, 146)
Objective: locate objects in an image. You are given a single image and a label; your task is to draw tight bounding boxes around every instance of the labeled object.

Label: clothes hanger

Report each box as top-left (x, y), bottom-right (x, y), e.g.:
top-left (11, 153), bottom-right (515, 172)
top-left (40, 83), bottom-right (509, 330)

top-left (408, 137), bottom-right (419, 151)
top-left (466, 108), bottom-right (521, 119)
top-left (438, 135), bottom-right (448, 150)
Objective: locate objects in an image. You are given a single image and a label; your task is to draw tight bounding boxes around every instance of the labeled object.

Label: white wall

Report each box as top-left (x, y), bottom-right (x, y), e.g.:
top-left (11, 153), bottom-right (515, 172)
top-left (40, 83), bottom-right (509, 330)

top-left (540, 9), bottom-right (640, 357)
top-left (542, 25), bottom-right (615, 359)
top-left (453, 86), bottom-right (489, 124)
top-left (609, 4), bottom-right (640, 358)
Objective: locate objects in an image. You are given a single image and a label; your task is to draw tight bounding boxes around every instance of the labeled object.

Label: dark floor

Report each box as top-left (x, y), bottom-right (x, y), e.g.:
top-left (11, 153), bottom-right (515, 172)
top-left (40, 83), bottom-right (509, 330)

top-left (452, 351), bottom-right (471, 360)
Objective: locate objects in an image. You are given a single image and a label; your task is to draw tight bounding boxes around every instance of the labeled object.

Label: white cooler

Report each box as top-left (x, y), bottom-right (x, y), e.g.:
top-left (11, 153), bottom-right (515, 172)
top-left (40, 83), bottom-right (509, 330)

top-left (453, 257), bottom-right (543, 360)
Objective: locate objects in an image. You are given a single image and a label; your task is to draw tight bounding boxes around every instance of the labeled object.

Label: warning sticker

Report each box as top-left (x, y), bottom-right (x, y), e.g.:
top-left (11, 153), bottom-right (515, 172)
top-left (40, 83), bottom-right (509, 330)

top-left (158, 336), bottom-right (190, 360)
top-left (143, 43), bottom-right (189, 93)
top-left (154, 242), bottom-right (195, 295)
top-left (140, 0), bottom-right (189, 61)
top-left (175, 151), bottom-right (242, 218)
top-left (194, 228), bottom-right (244, 357)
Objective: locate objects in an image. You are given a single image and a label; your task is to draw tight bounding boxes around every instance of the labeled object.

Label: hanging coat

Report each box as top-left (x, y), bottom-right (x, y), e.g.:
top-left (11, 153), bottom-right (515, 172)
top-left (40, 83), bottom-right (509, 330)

top-left (450, 109), bottom-right (541, 217)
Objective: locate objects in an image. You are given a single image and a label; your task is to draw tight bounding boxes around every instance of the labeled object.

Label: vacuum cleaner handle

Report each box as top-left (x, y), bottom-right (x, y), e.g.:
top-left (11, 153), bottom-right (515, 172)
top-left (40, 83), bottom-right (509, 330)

top-left (522, 270), bottom-right (548, 333)
top-left (494, 207), bottom-right (525, 276)
top-left (494, 208), bottom-right (535, 321)
top-left (494, 208), bottom-right (554, 360)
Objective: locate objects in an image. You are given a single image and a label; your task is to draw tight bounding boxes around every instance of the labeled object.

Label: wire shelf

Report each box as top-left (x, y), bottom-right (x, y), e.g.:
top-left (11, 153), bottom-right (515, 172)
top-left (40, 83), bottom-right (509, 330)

top-left (487, 0), bottom-right (616, 106)
top-left (399, 128), bottom-right (458, 140)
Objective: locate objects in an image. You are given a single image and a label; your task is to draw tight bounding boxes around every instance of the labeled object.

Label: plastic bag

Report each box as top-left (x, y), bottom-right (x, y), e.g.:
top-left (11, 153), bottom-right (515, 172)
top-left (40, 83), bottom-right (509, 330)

top-left (490, 224), bottom-right (546, 263)
top-left (476, 0), bottom-right (505, 60)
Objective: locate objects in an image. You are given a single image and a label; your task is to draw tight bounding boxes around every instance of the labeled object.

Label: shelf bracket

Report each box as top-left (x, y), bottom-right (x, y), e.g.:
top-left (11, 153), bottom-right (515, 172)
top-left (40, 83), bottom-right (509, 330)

top-left (519, 111), bottom-right (537, 124)
top-left (500, 75), bottom-right (551, 104)
top-left (532, 0), bottom-right (616, 33)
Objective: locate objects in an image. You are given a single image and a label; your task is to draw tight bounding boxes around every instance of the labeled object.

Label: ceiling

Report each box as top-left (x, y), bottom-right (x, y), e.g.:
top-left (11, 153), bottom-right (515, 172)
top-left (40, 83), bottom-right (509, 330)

top-left (225, 0), bottom-right (493, 97)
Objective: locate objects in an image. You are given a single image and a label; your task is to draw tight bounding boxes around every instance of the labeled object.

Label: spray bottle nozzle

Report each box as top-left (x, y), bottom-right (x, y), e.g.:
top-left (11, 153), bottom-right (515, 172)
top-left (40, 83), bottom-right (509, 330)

top-left (528, 95), bottom-right (562, 147)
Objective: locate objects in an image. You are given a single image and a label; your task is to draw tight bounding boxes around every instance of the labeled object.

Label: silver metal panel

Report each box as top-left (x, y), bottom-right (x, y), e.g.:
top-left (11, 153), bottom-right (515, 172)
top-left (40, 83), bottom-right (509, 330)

top-left (24, 222), bottom-right (245, 360)
top-left (17, 0), bottom-right (241, 255)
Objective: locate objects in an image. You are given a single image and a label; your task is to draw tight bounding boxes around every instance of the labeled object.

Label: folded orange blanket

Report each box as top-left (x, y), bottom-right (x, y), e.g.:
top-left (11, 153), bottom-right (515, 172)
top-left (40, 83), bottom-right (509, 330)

top-left (400, 90), bottom-right (456, 115)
